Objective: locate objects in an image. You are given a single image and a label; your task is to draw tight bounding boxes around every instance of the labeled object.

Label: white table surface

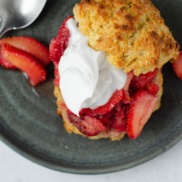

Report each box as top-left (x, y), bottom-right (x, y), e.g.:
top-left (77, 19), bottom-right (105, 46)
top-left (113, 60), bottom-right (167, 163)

top-left (0, 139), bottom-right (182, 182)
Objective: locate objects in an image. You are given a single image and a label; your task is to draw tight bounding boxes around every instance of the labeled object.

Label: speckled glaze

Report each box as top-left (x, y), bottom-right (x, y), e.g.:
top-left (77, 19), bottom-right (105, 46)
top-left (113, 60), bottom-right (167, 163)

top-left (0, 0), bottom-right (182, 174)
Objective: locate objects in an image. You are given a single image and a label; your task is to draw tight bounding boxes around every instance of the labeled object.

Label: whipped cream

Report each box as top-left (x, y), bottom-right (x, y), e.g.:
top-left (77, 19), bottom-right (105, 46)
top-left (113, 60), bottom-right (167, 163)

top-left (58, 18), bottom-right (127, 116)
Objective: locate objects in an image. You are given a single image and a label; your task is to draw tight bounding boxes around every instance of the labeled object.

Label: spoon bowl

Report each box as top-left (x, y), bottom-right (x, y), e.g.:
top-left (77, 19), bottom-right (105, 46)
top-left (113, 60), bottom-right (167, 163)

top-left (0, 0), bottom-right (47, 37)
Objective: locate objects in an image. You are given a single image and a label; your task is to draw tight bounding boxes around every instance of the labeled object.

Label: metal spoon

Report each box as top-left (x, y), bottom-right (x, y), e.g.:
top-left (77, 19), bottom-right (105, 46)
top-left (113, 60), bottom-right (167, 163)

top-left (0, 0), bottom-right (47, 38)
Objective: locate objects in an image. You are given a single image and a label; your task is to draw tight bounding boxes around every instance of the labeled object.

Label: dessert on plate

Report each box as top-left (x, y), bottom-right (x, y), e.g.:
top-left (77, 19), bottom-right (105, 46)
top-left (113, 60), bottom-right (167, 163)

top-left (49, 0), bottom-right (179, 140)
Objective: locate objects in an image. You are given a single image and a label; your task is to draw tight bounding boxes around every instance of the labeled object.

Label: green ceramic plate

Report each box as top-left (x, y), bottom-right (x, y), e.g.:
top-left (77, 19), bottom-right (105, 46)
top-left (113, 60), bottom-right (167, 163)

top-left (0, 0), bottom-right (182, 174)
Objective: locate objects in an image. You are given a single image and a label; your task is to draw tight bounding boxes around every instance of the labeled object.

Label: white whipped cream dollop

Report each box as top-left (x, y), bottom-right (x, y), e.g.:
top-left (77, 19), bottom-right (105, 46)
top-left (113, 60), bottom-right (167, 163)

top-left (58, 18), bottom-right (127, 116)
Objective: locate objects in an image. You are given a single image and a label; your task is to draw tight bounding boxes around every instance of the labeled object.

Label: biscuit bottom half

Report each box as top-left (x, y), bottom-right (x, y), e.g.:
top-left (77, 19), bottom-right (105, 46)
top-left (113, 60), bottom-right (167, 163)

top-left (54, 70), bottom-right (163, 141)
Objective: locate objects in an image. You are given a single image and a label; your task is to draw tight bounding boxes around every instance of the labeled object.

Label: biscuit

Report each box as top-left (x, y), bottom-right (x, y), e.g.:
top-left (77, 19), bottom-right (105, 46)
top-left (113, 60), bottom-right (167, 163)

top-left (74, 0), bottom-right (179, 75)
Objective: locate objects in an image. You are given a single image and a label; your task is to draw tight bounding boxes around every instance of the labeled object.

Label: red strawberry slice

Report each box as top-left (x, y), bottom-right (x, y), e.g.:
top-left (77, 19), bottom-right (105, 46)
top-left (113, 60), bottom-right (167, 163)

top-left (68, 111), bottom-right (106, 136)
top-left (122, 90), bottom-right (131, 104)
top-left (49, 16), bottom-right (72, 85)
top-left (1, 43), bottom-right (46, 86)
top-left (112, 103), bottom-right (127, 132)
top-left (79, 108), bottom-right (95, 117)
top-left (172, 51), bottom-right (182, 79)
top-left (130, 69), bottom-right (158, 91)
top-left (123, 71), bottom-right (134, 91)
top-left (52, 61), bottom-right (60, 86)
top-left (92, 89), bottom-right (124, 115)
top-left (0, 53), bottom-right (17, 69)
top-left (145, 83), bottom-right (159, 95)
top-left (126, 90), bottom-right (157, 139)
top-left (49, 16), bottom-right (72, 63)
top-left (80, 89), bottom-right (124, 116)
top-left (49, 37), bottom-right (61, 64)
top-left (0, 36), bottom-right (49, 66)
top-left (93, 107), bottom-right (114, 128)
top-left (0, 41), bottom-right (16, 69)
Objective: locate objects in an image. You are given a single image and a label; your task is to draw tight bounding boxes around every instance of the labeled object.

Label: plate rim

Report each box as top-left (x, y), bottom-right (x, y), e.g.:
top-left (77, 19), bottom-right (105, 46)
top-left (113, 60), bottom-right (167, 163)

top-left (1, 123), bottom-right (182, 174)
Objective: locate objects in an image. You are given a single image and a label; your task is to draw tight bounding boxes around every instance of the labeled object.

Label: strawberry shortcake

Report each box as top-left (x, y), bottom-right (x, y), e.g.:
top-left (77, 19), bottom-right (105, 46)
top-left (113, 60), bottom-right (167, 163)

top-left (49, 0), bottom-right (179, 140)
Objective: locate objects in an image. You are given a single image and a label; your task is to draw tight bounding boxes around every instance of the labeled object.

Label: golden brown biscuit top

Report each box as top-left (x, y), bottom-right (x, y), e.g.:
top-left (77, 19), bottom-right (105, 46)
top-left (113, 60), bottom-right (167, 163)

top-left (73, 0), bottom-right (179, 75)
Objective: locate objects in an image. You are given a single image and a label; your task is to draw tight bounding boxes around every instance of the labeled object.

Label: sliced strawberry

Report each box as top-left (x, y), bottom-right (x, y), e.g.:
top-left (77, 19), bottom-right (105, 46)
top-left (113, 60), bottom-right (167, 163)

top-left (126, 90), bottom-right (157, 139)
top-left (130, 69), bottom-right (158, 91)
top-left (0, 41), bottom-right (16, 69)
top-left (112, 103), bottom-right (127, 132)
top-left (68, 111), bottom-right (106, 136)
top-left (145, 83), bottom-right (159, 95)
top-left (49, 37), bottom-right (61, 64)
top-left (0, 53), bottom-right (17, 69)
top-left (53, 61), bottom-right (60, 86)
top-left (1, 43), bottom-right (46, 86)
top-left (79, 108), bottom-right (95, 118)
top-left (0, 36), bottom-right (49, 66)
top-left (49, 16), bottom-right (72, 64)
top-left (80, 89), bottom-right (123, 116)
top-left (172, 51), bottom-right (182, 79)
top-left (123, 71), bottom-right (134, 91)
top-left (93, 89), bottom-right (124, 115)
top-left (49, 16), bottom-right (72, 85)
top-left (122, 90), bottom-right (131, 104)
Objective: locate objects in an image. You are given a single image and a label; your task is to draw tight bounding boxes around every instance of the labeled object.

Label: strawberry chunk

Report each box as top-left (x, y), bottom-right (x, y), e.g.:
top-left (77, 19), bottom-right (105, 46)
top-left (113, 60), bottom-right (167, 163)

top-left (68, 111), bottom-right (106, 136)
top-left (172, 51), bottom-right (182, 79)
top-left (123, 71), bottom-right (134, 91)
top-left (52, 60), bottom-right (60, 86)
top-left (49, 16), bottom-right (72, 85)
top-left (49, 37), bottom-right (61, 64)
top-left (98, 111), bottom-right (114, 128)
top-left (79, 108), bottom-right (95, 118)
top-left (130, 69), bottom-right (158, 91)
top-left (0, 43), bottom-right (46, 86)
top-left (93, 89), bottom-right (124, 115)
top-left (0, 36), bottom-right (49, 65)
top-left (145, 83), bottom-right (159, 95)
top-left (0, 52), bottom-right (17, 69)
top-left (80, 88), bottom-right (124, 117)
top-left (126, 90), bottom-right (157, 139)
top-left (112, 103), bottom-right (127, 132)
top-left (122, 90), bottom-right (131, 104)
top-left (49, 16), bottom-right (72, 64)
